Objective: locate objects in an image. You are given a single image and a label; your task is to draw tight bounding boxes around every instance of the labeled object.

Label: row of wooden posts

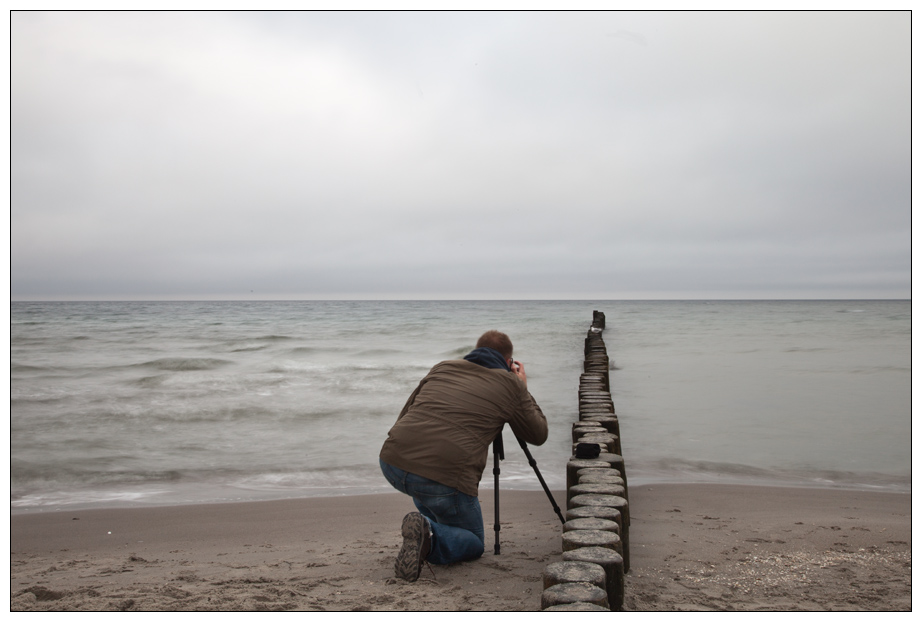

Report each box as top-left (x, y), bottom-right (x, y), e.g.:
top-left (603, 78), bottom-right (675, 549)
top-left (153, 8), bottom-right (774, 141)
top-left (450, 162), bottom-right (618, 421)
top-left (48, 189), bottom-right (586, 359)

top-left (540, 311), bottom-right (630, 611)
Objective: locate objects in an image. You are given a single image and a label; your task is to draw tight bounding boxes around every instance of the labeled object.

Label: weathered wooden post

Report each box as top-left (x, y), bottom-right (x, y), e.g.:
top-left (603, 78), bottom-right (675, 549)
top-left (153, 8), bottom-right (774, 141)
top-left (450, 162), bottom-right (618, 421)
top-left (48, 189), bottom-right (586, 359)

top-left (540, 310), bottom-right (633, 610)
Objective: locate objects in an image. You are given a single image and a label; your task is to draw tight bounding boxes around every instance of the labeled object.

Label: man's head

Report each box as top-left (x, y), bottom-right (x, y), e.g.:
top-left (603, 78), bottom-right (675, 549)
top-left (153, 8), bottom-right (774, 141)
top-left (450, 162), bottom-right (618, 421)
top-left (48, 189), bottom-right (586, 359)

top-left (476, 330), bottom-right (513, 360)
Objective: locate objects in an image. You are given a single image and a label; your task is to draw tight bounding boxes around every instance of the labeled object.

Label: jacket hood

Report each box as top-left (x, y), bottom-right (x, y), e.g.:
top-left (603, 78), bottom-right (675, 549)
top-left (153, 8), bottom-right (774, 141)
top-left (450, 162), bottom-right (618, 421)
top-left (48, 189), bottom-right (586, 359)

top-left (463, 347), bottom-right (511, 371)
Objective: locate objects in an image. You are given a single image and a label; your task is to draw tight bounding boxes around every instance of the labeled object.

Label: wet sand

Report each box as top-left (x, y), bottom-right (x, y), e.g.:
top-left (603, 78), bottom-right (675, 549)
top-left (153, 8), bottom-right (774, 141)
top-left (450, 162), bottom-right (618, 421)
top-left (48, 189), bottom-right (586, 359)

top-left (10, 484), bottom-right (911, 611)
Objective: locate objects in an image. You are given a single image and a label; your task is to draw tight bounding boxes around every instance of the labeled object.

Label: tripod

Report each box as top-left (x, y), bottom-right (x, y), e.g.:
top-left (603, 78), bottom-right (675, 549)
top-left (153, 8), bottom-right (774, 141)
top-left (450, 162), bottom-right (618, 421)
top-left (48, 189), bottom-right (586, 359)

top-left (492, 428), bottom-right (565, 555)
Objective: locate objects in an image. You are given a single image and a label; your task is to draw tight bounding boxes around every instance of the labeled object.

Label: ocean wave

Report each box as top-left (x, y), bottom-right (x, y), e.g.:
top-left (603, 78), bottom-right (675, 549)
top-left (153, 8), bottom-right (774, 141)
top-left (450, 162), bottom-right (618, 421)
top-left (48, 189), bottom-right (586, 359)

top-left (635, 458), bottom-right (911, 491)
top-left (229, 345), bottom-right (271, 353)
top-left (134, 358), bottom-right (234, 371)
top-left (266, 360), bottom-right (432, 375)
top-left (10, 395), bottom-right (68, 406)
top-left (11, 363), bottom-right (53, 373)
top-left (229, 466), bottom-right (394, 492)
top-left (443, 345), bottom-right (474, 357)
top-left (10, 337), bottom-right (54, 345)
top-left (847, 365), bottom-right (911, 375)
top-left (11, 488), bottom-right (171, 509)
top-left (10, 466), bottom-right (187, 509)
top-left (347, 362), bottom-right (432, 372)
top-left (137, 404), bottom-right (283, 423)
top-left (131, 374), bottom-right (170, 388)
top-left (286, 346), bottom-right (335, 356)
top-left (11, 461), bottom-right (185, 488)
top-left (354, 348), bottom-right (404, 356)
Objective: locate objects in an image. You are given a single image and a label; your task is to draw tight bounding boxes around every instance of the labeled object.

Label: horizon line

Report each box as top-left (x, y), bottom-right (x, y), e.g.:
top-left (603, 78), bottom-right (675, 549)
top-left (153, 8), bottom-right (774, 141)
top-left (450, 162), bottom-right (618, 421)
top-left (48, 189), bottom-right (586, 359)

top-left (9, 296), bottom-right (911, 303)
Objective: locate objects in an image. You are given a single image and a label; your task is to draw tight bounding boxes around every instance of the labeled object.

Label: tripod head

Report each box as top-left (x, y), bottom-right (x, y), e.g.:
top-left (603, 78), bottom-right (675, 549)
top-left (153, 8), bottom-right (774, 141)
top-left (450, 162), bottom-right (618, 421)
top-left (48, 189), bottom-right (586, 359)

top-left (492, 429), bottom-right (505, 461)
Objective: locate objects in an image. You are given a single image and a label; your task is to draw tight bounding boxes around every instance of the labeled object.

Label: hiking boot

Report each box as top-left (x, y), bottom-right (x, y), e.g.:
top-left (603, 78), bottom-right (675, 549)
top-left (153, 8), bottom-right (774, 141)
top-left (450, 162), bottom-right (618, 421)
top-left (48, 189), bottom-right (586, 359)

top-left (395, 512), bottom-right (431, 581)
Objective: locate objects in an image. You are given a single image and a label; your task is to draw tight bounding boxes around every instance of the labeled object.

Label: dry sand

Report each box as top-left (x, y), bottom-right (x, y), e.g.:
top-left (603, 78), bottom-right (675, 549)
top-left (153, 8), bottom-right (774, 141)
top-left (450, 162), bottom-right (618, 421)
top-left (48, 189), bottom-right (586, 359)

top-left (622, 484), bottom-right (911, 612)
top-left (10, 484), bottom-right (911, 612)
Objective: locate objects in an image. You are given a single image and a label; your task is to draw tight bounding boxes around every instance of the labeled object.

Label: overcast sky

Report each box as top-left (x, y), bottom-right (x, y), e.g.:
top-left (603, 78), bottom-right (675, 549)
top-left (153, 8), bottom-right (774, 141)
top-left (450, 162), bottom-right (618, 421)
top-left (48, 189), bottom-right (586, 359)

top-left (10, 10), bottom-right (911, 300)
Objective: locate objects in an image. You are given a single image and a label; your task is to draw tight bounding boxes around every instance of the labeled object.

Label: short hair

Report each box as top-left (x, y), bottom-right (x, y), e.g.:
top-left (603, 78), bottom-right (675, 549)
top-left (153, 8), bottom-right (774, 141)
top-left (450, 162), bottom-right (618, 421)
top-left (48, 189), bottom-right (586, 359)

top-left (476, 330), bottom-right (513, 359)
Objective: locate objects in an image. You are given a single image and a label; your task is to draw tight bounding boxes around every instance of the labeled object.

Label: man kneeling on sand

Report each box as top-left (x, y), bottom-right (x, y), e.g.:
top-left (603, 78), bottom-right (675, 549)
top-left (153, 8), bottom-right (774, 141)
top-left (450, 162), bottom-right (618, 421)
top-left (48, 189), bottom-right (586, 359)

top-left (379, 330), bottom-right (548, 581)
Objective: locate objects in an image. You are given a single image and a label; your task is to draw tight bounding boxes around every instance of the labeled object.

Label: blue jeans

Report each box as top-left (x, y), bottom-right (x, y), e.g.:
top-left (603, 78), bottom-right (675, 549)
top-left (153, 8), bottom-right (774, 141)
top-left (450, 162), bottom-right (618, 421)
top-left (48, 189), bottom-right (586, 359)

top-left (380, 459), bottom-right (485, 565)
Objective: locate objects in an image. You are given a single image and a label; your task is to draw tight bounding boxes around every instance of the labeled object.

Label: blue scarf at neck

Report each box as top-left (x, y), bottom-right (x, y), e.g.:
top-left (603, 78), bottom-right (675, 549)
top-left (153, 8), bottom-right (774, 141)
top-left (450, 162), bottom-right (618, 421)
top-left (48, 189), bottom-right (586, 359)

top-left (463, 347), bottom-right (511, 371)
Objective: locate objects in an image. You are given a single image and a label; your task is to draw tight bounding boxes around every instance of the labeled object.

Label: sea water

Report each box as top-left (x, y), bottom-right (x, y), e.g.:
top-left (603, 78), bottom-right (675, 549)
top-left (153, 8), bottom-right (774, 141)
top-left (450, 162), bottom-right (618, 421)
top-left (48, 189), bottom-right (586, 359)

top-left (10, 300), bottom-right (911, 512)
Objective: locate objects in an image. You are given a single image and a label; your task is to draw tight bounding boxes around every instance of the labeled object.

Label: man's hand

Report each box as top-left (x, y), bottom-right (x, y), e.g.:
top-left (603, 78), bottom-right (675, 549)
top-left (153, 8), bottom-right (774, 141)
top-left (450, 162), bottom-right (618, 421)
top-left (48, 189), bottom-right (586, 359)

top-left (511, 360), bottom-right (527, 387)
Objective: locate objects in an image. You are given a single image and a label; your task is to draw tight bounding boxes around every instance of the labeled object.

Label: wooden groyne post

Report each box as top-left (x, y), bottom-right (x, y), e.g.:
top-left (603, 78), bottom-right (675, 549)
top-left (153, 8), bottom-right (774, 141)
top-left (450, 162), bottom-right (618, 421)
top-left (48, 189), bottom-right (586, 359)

top-left (541, 310), bottom-right (630, 611)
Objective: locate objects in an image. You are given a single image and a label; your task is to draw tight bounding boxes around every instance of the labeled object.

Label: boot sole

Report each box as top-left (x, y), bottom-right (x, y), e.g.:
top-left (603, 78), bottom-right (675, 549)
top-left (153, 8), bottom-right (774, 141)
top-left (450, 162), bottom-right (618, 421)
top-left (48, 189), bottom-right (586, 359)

top-left (395, 512), bottom-right (426, 581)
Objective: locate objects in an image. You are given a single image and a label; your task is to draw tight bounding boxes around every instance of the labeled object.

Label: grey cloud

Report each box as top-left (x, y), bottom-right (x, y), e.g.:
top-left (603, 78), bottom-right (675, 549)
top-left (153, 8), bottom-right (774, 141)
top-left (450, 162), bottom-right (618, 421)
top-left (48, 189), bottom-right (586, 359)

top-left (10, 10), bottom-right (910, 300)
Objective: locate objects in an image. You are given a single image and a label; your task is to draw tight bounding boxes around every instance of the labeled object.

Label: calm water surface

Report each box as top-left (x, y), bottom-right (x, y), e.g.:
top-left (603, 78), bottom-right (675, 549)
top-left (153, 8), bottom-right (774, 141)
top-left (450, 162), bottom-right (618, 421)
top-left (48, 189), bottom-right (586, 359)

top-left (10, 300), bottom-right (910, 512)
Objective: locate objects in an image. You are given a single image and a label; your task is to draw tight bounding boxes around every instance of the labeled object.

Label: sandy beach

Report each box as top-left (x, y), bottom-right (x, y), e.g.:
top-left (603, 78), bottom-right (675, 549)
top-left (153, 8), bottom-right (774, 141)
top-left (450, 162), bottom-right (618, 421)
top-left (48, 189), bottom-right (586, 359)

top-left (10, 484), bottom-right (911, 612)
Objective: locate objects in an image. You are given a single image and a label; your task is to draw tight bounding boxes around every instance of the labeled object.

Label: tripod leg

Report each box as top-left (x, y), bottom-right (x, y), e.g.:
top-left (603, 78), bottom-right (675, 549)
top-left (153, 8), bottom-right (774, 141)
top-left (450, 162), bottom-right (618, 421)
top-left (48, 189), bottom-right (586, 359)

top-left (493, 449), bottom-right (501, 554)
top-left (493, 437), bottom-right (505, 554)
top-left (516, 436), bottom-right (566, 525)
